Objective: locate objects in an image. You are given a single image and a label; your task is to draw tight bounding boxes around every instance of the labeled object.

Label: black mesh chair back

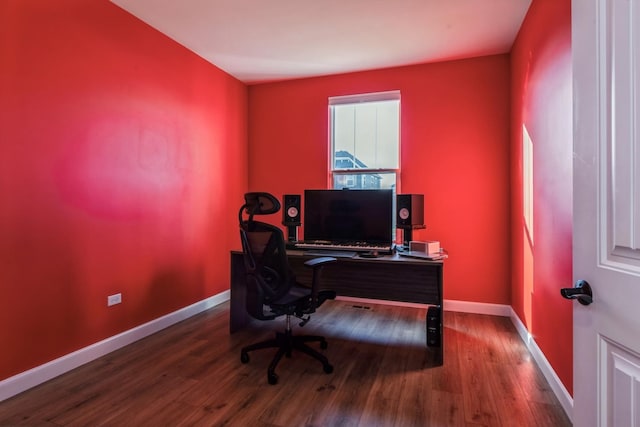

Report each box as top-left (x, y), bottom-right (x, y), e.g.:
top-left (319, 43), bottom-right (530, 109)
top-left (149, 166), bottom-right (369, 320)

top-left (239, 219), bottom-right (295, 320)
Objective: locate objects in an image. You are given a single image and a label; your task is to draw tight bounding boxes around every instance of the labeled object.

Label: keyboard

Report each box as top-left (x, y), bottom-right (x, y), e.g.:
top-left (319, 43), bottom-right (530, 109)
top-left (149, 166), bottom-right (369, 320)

top-left (293, 241), bottom-right (393, 254)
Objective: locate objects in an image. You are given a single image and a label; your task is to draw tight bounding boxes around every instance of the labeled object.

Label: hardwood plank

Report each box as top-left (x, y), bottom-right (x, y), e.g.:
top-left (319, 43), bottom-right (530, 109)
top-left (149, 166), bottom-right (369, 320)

top-left (454, 312), bottom-right (502, 425)
top-left (301, 304), bottom-right (394, 427)
top-left (432, 313), bottom-right (463, 394)
top-left (429, 389), bottom-right (466, 426)
top-left (358, 306), bottom-right (426, 427)
top-left (386, 308), bottom-right (436, 427)
top-left (0, 301), bottom-right (571, 426)
top-left (485, 361), bottom-right (537, 426)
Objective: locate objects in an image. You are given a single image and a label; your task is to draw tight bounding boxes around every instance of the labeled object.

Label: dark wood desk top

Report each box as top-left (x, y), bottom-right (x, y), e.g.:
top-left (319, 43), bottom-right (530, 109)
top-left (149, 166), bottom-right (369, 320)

top-left (232, 249), bottom-right (444, 265)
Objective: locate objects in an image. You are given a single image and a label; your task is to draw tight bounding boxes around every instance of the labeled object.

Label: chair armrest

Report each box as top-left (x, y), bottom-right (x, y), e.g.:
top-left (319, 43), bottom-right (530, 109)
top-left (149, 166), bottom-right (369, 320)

top-left (303, 256), bottom-right (337, 268)
top-left (303, 257), bottom-right (337, 310)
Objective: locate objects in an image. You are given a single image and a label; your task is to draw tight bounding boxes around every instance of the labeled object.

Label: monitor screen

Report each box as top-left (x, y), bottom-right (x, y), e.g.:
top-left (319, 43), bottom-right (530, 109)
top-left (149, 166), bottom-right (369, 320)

top-left (303, 189), bottom-right (393, 245)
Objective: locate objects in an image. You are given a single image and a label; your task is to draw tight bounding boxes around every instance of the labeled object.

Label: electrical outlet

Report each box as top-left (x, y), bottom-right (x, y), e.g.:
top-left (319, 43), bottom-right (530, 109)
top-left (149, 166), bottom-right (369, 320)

top-left (107, 293), bottom-right (122, 307)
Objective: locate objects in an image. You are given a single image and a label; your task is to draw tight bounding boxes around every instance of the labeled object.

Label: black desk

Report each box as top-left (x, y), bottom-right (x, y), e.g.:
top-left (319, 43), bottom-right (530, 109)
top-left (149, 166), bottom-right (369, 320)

top-left (229, 250), bottom-right (444, 363)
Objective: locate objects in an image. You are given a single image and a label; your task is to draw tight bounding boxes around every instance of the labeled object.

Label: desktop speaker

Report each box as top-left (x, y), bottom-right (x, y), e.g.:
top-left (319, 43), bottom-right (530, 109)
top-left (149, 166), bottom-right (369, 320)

top-left (282, 194), bottom-right (301, 226)
top-left (396, 194), bottom-right (424, 228)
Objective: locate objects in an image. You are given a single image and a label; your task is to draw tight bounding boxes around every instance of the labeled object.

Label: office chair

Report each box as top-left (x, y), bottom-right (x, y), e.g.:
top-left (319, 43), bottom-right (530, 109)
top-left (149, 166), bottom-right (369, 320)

top-left (238, 192), bottom-right (337, 385)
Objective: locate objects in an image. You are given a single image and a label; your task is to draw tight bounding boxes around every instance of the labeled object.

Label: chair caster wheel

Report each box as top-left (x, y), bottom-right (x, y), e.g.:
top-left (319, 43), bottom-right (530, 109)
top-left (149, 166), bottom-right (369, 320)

top-left (320, 340), bottom-right (328, 349)
top-left (240, 352), bottom-right (249, 364)
top-left (323, 364), bottom-right (334, 374)
top-left (268, 372), bottom-right (278, 385)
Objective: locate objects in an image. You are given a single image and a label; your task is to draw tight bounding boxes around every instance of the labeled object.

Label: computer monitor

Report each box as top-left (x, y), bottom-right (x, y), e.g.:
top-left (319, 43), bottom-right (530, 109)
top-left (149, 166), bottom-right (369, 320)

top-left (303, 189), bottom-right (393, 246)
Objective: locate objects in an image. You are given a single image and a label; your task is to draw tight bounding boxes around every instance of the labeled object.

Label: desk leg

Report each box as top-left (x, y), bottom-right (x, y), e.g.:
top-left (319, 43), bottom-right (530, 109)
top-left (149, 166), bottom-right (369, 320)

top-left (426, 305), bottom-right (443, 365)
top-left (230, 254), bottom-right (250, 333)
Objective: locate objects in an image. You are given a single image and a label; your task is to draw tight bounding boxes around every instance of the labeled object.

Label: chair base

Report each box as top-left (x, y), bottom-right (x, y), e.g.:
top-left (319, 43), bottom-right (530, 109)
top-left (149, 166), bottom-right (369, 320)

top-left (240, 328), bottom-right (333, 385)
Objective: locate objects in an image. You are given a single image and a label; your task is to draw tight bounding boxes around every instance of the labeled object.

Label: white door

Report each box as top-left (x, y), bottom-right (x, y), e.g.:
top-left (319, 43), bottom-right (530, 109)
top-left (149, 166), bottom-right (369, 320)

top-left (571, 0), bottom-right (640, 425)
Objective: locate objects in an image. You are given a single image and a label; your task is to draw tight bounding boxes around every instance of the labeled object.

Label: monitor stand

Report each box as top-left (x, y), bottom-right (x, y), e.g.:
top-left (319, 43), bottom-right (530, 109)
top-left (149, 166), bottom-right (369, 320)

top-left (286, 225), bottom-right (298, 242)
top-left (402, 228), bottom-right (413, 250)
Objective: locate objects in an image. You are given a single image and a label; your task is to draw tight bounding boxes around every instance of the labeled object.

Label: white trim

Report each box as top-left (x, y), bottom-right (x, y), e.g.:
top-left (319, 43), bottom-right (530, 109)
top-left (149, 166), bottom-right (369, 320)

top-left (337, 296), bottom-right (512, 316)
top-left (0, 290), bottom-right (230, 403)
top-left (328, 90), bottom-right (401, 105)
top-left (509, 308), bottom-right (574, 422)
top-left (444, 299), bottom-right (512, 317)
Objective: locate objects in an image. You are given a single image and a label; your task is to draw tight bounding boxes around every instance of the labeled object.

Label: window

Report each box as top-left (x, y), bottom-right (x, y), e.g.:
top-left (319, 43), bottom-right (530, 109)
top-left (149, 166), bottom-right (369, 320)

top-left (329, 91), bottom-right (400, 191)
top-left (523, 124), bottom-right (534, 244)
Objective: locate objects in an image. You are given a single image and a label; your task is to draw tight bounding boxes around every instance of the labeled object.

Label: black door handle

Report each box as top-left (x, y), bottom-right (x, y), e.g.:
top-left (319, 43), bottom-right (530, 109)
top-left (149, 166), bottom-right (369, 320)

top-left (560, 279), bottom-right (593, 305)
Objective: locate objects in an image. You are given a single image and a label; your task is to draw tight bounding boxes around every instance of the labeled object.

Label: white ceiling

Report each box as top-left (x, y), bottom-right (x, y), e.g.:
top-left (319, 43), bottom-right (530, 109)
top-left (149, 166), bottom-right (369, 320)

top-left (111, 0), bottom-right (532, 84)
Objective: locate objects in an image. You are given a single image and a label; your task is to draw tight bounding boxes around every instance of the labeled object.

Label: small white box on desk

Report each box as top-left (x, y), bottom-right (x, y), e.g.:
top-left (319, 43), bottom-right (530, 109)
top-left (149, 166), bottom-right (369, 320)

top-left (409, 240), bottom-right (440, 254)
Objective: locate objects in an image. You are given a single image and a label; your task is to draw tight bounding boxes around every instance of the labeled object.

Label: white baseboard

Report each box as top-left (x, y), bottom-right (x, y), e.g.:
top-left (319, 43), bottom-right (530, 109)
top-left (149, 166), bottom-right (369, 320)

top-left (0, 290), bottom-right (230, 403)
top-left (509, 308), bottom-right (574, 423)
top-left (443, 299), bottom-right (512, 317)
top-left (337, 297), bottom-right (512, 317)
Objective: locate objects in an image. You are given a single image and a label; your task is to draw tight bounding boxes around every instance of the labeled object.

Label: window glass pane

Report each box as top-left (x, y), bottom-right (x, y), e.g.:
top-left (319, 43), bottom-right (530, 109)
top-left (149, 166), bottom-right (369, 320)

top-left (332, 100), bottom-right (399, 170)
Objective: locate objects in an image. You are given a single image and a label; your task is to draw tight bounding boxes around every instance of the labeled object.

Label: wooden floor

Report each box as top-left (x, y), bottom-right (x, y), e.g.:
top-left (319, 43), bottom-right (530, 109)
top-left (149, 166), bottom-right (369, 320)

top-left (0, 300), bottom-right (571, 426)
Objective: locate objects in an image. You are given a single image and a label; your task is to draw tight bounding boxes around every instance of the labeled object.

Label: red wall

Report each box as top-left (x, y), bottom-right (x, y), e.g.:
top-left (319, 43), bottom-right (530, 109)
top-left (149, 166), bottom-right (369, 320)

top-left (511, 0), bottom-right (573, 393)
top-left (248, 56), bottom-right (512, 305)
top-left (0, 0), bottom-right (248, 380)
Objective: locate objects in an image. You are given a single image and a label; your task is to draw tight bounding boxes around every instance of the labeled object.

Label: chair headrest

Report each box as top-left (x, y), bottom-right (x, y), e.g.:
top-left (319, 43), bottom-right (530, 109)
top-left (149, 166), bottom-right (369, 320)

top-left (243, 192), bottom-right (281, 215)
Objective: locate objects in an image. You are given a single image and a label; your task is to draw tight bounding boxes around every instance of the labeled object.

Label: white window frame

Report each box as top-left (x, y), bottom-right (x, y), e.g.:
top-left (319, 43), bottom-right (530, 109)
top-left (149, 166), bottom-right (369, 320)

top-left (328, 91), bottom-right (401, 191)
